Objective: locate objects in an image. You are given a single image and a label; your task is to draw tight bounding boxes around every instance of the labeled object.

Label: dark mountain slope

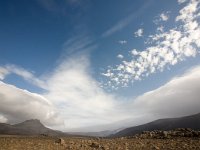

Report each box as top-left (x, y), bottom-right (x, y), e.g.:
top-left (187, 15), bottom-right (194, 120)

top-left (0, 119), bottom-right (67, 136)
top-left (112, 113), bottom-right (200, 137)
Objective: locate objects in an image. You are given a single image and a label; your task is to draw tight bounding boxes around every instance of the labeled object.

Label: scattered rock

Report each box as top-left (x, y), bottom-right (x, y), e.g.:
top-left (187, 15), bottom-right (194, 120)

top-left (162, 131), bottom-right (168, 138)
top-left (90, 142), bottom-right (99, 148)
top-left (133, 128), bottom-right (200, 139)
top-left (153, 145), bottom-right (160, 150)
top-left (90, 141), bottom-right (105, 149)
top-left (55, 138), bottom-right (65, 145)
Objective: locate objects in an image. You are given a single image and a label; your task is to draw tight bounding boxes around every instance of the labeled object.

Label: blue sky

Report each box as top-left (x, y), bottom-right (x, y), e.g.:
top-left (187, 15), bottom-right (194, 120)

top-left (0, 0), bottom-right (200, 131)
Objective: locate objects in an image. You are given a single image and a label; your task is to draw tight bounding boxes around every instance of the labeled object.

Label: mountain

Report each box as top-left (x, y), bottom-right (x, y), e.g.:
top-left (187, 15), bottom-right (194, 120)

top-left (0, 119), bottom-right (67, 136)
top-left (0, 119), bottom-right (115, 137)
top-left (111, 113), bottom-right (200, 137)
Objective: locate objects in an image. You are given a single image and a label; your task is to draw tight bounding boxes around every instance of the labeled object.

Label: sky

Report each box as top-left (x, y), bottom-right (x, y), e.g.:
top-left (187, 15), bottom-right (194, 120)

top-left (0, 0), bottom-right (200, 132)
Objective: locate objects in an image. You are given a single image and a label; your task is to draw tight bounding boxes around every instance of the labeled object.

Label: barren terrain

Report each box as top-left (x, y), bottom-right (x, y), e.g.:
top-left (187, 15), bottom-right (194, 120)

top-left (0, 135), bottom-right (200, 150)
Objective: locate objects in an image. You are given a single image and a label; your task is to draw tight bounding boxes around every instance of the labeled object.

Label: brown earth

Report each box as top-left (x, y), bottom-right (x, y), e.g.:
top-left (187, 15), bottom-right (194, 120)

top-left (0, 136), bottom-right (199, 150)
top-left (0, 128), bottom-right (200, 150)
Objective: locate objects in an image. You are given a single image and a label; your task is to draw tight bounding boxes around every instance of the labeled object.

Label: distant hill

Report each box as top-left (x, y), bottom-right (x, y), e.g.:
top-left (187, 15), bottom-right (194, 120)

top-left (0, 119), bottom-right (67, 136)
top-left (68, 130), bottom-right (118, 137)
top-left (111, 113), bottom-right (200, 137)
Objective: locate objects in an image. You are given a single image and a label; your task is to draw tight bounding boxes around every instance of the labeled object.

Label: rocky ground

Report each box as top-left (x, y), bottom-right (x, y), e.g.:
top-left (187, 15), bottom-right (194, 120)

top-left (0, 128), bottom-right (200, 150)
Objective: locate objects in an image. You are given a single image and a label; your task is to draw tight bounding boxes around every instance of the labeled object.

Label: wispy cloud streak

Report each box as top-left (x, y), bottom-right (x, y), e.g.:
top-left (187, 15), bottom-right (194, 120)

top-left (102, 1), bottom-right (153, 37)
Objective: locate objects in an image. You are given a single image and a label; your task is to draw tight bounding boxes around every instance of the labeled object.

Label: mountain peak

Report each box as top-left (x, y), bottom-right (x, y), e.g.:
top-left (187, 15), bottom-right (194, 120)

top-left (14, 119), bottom-right (45, 129)
top-left (0, 119), bottom-right (67, 136)
top-left (25, 119), bottom-right (41, 123)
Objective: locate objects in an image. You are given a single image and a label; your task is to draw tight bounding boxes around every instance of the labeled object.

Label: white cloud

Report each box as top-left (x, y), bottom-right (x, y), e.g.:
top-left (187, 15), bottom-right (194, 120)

top-left (131, 49), bottom-right (139, 55)
top-left (134, 28), bottom-right (144, 37)
top-left (157, 26), bottom-right (164, 32)
top-left (62, 35), bottom-right (95, 55)
top-left (0, 114), bottom-right (8, 123)
top-left (0, 67), bottom-right (10, 80)
top-left (44, 56), bottom-right (200, 130)
top-left (42, 54), bottom-right (130, 130)
top-left (0, 38), bottom-right (130, 131)
top-left (131, 66), bottom-right (200, 121)
top-left (118, 40), bottom-right (127, 45)
top-left (117, 54), bottom-right (124, 59)
top-left (160, 13), bottom-right (169, 21)
top-left (0, 65), bottom-right (46, 89)
top-left (0, 81), bottom-right (63, 127)
top-left (153, 12), bottom-right (170, 24)
top-left (178, 0), bottom-right (188, 4)
top-left (79, 65), bottom-right (200, 130)
top-left (103, 0), bottom-right (200, 88)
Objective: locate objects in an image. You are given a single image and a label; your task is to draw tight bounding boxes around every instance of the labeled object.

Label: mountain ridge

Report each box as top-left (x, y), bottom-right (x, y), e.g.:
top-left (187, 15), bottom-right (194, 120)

top-left (0, 119), bottom-right (67, 136)
top-left (111, 113), bottom-right (200, 137)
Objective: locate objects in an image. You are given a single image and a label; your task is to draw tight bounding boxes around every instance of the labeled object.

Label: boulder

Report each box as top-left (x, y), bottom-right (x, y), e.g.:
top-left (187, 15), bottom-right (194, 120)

top-left (55, 138), bottom-right (65, 145)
